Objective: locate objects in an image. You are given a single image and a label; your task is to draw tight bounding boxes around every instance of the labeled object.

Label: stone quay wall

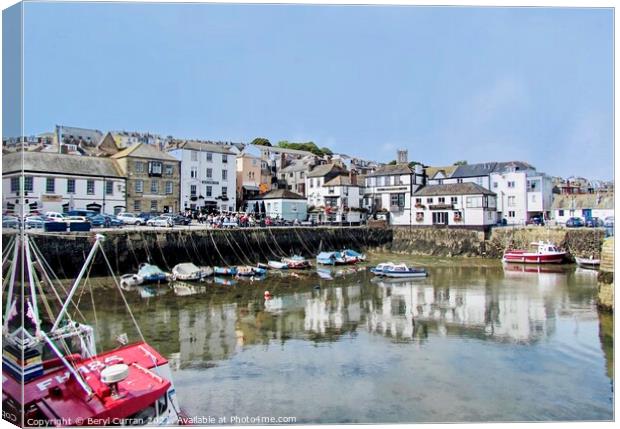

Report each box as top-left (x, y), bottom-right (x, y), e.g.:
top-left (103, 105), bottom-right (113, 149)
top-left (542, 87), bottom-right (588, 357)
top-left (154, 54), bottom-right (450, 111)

top-left (597, 237), bottom-right (614, 312)
top-left (22, 227), bottom-right (393, 278)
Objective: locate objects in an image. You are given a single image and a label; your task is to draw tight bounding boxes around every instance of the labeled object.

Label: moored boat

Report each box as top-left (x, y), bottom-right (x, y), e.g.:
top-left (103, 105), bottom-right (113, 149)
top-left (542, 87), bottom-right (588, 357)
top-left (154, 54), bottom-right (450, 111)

top-left (172, 262), bottom-right (213, 281)
top-left (2, 234), bottom-right (183, 426)
top-left (316, 251), bottom-right (341, 265)
top-left (382, 263), bottom-right (428, 278)
top-left (502, 241), bottom-right (567, 264)
top-left (214, 266), bottom-right (238, 276)
top-left (236, 266), bottom-right (268, 276)
top-left (120, 273), bottom-right (143, 288)
top-left (342, 249), bottom-right (366, 264)
top-left (267, 260), bottom-right (288, 269)
top-left (137, 263), bottom-right (170, 283)
top-left (282, 255), bottom-right (311, 269)
top-left (575, 256), bottom-right (600, 269)
top-left (370, 262), bottom-right (397, 275)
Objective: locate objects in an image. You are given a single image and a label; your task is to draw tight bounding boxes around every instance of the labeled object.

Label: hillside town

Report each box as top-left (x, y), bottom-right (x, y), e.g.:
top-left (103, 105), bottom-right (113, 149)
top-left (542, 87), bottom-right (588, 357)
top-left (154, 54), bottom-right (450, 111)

top-left (2, 125), bottom-right (614, 230)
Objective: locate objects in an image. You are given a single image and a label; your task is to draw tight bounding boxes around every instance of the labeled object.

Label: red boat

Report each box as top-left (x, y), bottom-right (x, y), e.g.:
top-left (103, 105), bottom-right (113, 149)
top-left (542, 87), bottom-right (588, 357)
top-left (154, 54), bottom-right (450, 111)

top-left (502, 241), bottom-right (567, 264)
top-left (2, 234), bottom-right (183, 426)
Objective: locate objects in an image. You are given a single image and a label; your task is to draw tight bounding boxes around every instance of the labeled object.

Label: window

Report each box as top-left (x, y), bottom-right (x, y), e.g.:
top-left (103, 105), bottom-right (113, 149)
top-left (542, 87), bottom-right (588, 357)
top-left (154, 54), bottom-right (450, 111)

top-left (508, 211), bottom-right (515, 218)
top-left (426, 197), bottom-right (433, 204)
top-left (67, 179), bottom-right (76, 194)
top-left (45, 178), bottom-right (55, 193)
top-left (206, 186), bottom-right (212, 197)
top-left (559, 209), bottom-right (564, 217)
top-left (466, 196), bottom-right (483, 208)
top-left (289, 172), bottom-right (294, 178)
top-left (222, 170), bottom-right (227, 181)
top-left (151, 180), bottom-right (158, 194)
top-left (87, 180), bottom-right (95, 195)
top-left (165, 181), bottom-right (173, 194)
top-left (507, 181), bottom-right (515, 188)
top-left (438, 197), bottom-right (445, 204)
top-left (190, 167), bottom-right (198, 179)
top-left (457, 178), bottom-right (463, 184)
top-left (24, 176), bottom-right (33, 192)
top-left (10, 177), bottom-right (19, 192)
top-left (390, 193), bottom-right (405, 209)
top-left (164, 164), bottom-right (174, 176)
top-left (300, 172), bottom-right (305, 178)
top-left (134, 200), bottom-right (141, 212)
top-left (222, 154), bottom-right (228, 163)
top-left (451, 197), bottom-right (458, 204)
top-left (148, 161), bottom-right (163, 176)
top-left (190, 185), bottom-right (197, 196)
top-left (191, 151), bottom-right (198, 161)
top-left (415, 198), bottom-right (422, 205)
top-left (135, 161), bottom-right (144, 173)
top-left (493, 182), bottom-right (498, 189)
top-left (150, 200), bottom-right (158, 211)
top-left (106, 181), bottom-right (114, 195)
top-left (507, 196), bottom-right (516, 207)
top-left (206, 152), bottom-right (213, 162)
top-left (328, 187), bottom-right (335, 194)
top-left (206, 168), bottom-right (212, 178)
top-left (135, 180), bottom-right (144, 193)
top-left (222, 188), bottom-right (228, 198)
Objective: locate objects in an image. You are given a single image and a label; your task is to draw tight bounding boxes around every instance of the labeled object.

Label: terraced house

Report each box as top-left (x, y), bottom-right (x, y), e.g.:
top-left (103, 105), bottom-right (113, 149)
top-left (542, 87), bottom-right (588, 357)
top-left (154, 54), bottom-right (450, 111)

top-left (111, 143), bottom-right (181, 214)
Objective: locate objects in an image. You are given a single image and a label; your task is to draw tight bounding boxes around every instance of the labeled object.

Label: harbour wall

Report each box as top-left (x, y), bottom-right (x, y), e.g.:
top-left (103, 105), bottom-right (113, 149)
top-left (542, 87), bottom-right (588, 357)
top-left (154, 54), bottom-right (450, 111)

top-left (597, 237), bottom-right (614, 312)
top-left (23, 227), bottom-right (393, 278)
top-left (390, 226), bottom-right (606, 260)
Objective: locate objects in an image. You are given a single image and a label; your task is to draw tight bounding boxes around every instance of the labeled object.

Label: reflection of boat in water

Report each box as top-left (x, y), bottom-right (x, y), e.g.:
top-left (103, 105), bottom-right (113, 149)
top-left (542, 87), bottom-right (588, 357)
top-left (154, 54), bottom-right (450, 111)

top-left (317, 268), bottom-right (333, 280)
top-left (575, 256), bottom-right (600, 269)
top-left (172, 281), bottom-right (206, 296)
top-left (172, 263), bottom-right (213, 281)
top-left (138, 285), bottom-right (169, 298)
top-left (502, 241), bottom-right (567, 264)
top-left (2, 234), bottom-right (184, 425)
top-left (502, 262), bottom-right (570, 274)
top-left (213, 276), bottom-right (237, 286)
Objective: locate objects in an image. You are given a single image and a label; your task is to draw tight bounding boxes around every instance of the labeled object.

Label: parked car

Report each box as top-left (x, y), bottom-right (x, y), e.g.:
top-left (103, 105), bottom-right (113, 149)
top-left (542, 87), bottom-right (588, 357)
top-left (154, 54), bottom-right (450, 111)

top-left (117, 212), bottom-right (145, 225)
top-left (526, 215), bottom-right (544, 226)
top-left (585, 217), bottom-right (604, 228)
top-left (604, 216), bottom-right (614, 227)
top-left (25, 216), bottom-right (46, 229)
top-left (565, 217), bottom-right (584, 228)
top-left (44, 211), bottom-right (65, 222)
top-left (66, 210), bottom-right (98, 219)
top-left (147, 216), bottom-right (174, 227)
top-left (89, 214), bottom-right (112, 228)
top-left (2, 216), bottom-right (20, 229)
top-left (65, 216), bottom-right (90, 223)
top-left (107, 214), bottom-right (124, 227)
top-left (161, 213), bottom-right (191, 225)
top-left (138, 212), bottom-right (160, 222)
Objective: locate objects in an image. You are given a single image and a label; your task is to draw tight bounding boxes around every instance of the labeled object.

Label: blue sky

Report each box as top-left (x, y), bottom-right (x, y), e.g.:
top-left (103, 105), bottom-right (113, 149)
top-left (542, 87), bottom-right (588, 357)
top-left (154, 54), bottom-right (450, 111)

top-left (13, 3), bottom-right (614, 179)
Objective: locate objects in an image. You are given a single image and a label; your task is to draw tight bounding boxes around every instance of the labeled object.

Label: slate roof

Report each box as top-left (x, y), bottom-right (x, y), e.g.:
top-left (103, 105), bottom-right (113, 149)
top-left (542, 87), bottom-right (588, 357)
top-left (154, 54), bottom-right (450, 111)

top-left (425, 165), bottom-right (458, 179)
top-left (451, 161), bottom-right (535, 178)
top-left (3, 151), bottom-right (124, 177)
top-left (323, 174), bottom-right (360, 187)
top-left (112, 142), bottom-right (179, 161)
top-left (166, 140), bottom-right (234, 155)
top-left (307, 163), bottom-right (347, 178)
top-left (366, 164), bottom-right (413, 177)
top-left (253, 189), bottom-right (306, 200)
top-left (551, 193), bottom-right (614, 210)
top-left (414, 183), bottom-right (496, 197)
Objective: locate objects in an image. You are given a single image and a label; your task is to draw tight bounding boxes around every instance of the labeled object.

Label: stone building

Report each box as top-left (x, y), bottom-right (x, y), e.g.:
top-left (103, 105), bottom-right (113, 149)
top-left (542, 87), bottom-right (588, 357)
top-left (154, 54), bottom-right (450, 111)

top-left (111, 143), bottom-right (181, 213)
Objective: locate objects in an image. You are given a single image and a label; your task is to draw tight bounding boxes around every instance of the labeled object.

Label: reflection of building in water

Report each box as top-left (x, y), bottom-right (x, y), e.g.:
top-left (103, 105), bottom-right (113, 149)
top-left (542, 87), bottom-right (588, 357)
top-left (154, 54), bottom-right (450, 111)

top-left (178, 304), bottom-right (239, 364)
top-left (303, 286), bottom-right (361, 334)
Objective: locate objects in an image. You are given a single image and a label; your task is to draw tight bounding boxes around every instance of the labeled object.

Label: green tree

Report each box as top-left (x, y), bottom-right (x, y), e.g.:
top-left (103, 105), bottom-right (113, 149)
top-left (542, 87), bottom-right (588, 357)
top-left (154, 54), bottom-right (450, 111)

top-left (453, 160), bottom-right (468, 166)
top-left (251, 137), bottom-right (271, 147)
top-left (277, 140), bottom-right (333, 156)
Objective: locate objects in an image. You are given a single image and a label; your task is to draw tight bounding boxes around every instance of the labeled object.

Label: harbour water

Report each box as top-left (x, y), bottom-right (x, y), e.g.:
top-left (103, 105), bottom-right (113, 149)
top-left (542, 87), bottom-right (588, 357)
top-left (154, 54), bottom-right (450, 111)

top-left (81, 254), bottom-right (613, 423)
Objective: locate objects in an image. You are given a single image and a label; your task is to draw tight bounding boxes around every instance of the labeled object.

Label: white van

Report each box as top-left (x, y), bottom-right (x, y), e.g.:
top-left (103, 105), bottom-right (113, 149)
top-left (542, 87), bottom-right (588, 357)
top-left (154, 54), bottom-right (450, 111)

top-left (45, 212), bottom-right (65, 221)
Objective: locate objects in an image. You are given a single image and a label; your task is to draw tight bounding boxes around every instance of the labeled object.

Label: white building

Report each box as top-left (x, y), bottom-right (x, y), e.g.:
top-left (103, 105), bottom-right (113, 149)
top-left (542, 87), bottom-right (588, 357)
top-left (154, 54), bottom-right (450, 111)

top-left (305, 163), bottom-right (364, 223)
top-left (429, 161), bottom-right (554, 225)
top-left (168, 141), bottom-right (237, 213)
top-left (363, 163), bottom-right (425, 226)
top-left (412, 183), bottom-right (497, 227)
top-left (2, 151), bottom-right (126, 216)
top-left (246, 189), bottom-right (308, 222)
top-left (551, 192), bottom-right (614, 224)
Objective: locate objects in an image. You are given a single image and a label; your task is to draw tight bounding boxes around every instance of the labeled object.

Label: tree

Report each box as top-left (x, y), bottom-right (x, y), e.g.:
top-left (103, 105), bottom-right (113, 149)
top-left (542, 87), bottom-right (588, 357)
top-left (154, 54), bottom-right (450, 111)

top-left (277, 140), bottom-right (333, 157)
top-left (387, 160), bottom-right (397, 165)
top-left (453, 160), bottom-right (468, 166)
top-left (251, 137), bottom-right (271, 147)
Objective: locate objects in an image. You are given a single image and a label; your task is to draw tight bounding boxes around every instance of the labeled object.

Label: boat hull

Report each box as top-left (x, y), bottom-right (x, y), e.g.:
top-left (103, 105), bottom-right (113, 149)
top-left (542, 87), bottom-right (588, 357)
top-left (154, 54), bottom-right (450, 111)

top-left (383, 271), bottom-right (427, 278)
top-left (502, 252), bottom-right (566, 264)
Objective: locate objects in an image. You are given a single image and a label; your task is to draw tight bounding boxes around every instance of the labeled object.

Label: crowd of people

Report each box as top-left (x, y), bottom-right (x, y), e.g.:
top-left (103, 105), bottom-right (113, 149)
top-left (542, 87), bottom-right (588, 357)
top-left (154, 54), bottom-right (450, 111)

top-left (180, 210), bottom-right (302, 228)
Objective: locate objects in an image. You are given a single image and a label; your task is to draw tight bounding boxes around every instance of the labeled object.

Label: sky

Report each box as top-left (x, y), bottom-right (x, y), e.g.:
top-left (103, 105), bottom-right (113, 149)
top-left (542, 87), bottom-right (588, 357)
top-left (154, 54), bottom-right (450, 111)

top-left (6, 2), bottom-right (614, 179)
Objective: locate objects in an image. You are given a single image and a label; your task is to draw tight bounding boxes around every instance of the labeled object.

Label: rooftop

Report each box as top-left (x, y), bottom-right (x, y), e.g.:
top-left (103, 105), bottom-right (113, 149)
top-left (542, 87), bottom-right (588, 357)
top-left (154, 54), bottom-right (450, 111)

top-left (323, 174), bottom-right (360, 187)
top-left (3, 151), bottom-right (123, 178)
top-left (167, 140), bottom-right (234, 155)
top-left (252, 189), bottom-right (306, 200)
top-left (112, 142), bottom-right (179, 161)
top-left (414, 182), bottom-right (496, 197)
top-left (307, 163), bottom-right (347, 178)
top-left (367, 163), bottom-right (413, 177)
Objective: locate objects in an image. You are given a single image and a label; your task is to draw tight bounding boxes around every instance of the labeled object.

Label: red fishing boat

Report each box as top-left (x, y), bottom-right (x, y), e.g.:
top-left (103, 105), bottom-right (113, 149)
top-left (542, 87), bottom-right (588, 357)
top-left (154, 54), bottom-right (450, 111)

top-left (502, 241), bottom-right (567, 264)
top-left (2, 234), bottom-right (184, 426)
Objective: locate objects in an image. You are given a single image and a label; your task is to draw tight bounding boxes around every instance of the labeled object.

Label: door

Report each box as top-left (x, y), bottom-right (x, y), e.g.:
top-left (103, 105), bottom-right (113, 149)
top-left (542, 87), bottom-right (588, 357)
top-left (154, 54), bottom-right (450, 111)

top-left (432, 212), bottom-right (448, 225)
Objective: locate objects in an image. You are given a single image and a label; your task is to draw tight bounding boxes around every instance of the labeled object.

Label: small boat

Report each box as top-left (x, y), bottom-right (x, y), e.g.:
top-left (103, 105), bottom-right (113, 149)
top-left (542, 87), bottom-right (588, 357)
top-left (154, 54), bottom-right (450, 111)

top-left (282, 255), bottom-right (311, 269)
top-left (172, 262), bottom-right (213, 281)
top-left (502, 241), bottom-right (567, 264)
top-left (257, 262), bottom-right (270, 270)
top-left (268, 260), bottom-right (289, 269)
top-left (237, 266), bottom-right (268, 276)
top-left (119, 273), bottom-right (143, 288)
top-left (575, 256), bottom-right (600, 269)
top-left (382, 263), bottom-right (428, 278)
top-left (370, 262), bottom-right (397, 275)
top-left (342, 249), bottom-right (366, 263)
top-left (253, 267), bottom-right (267, 276)
top-left (137, 262), bottom-right (170, 283)
top-left (316, 251), bottom-right (341, 265)
top-left (214, 266), bottom-right (238, 276)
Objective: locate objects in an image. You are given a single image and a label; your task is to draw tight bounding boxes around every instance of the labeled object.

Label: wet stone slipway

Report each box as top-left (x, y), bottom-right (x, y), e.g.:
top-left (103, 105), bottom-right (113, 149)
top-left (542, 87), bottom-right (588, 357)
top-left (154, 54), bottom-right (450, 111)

top-left (78, 254), bottom-right (613, 423)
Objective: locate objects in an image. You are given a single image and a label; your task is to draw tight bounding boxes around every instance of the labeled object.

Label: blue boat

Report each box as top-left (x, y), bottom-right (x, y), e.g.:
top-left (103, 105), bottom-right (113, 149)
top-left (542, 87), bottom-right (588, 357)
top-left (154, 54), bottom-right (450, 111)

top-left (370, 262), bottom-right (396, 275)
top-left (137, 263), bottom-right (170, 284)
top-left (316, 251), bottom-right (341, 265)
top-left (382, 263), bottom-right (427, 279)
top-left (214, 266), bottom-right (238, 276)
